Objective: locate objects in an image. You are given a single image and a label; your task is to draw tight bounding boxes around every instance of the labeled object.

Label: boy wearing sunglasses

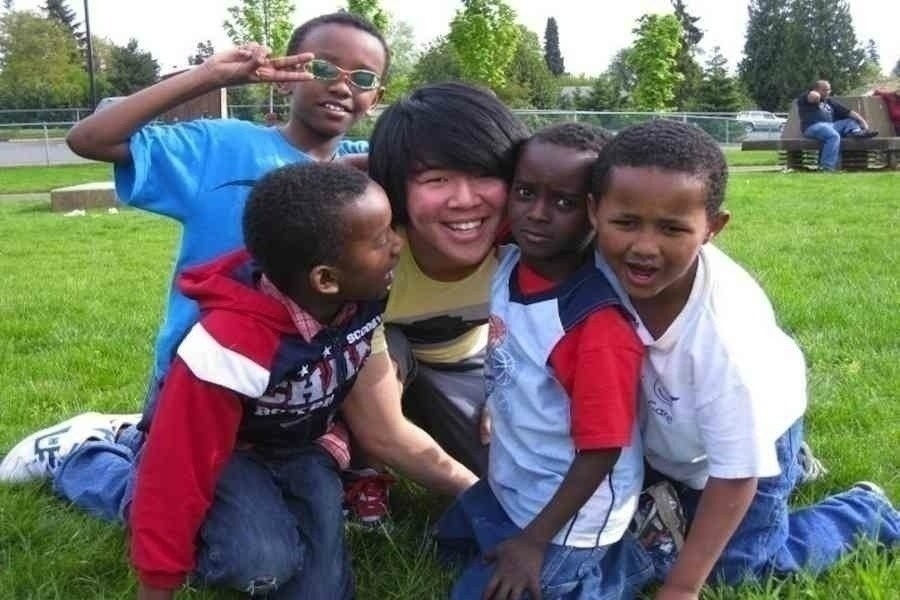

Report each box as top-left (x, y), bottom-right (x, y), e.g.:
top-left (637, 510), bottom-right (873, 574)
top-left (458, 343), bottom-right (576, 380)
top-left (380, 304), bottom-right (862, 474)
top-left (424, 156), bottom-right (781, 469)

top-left (7, 13), bottom-right (387, 525)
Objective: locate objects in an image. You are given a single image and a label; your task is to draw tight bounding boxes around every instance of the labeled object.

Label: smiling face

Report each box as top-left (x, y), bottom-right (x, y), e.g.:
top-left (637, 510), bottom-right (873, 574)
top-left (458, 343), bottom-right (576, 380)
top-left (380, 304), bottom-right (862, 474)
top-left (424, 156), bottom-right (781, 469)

top-left (287, 23), bottom-right (386, 141)
top-left (332, 182), bottom-right (403, 301)
top-left (404, 169), bottom-right (507, 281)
top-left (589, 166), bottom-right (728, 326)
top-left (508, 139), bottom-right (596, 281)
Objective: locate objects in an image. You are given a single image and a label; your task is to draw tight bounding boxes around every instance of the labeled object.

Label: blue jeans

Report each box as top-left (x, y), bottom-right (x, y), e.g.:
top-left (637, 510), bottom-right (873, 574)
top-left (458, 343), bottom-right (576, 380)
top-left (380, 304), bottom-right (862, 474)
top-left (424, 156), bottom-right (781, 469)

top-left (641, 420), bottom-right (900, 585)
top-left (56, 437), bottom-right (351, 598)
top-left (434, 480), bottom-right (653, 600)
top-left (803, 119), bottom-right (862, 170)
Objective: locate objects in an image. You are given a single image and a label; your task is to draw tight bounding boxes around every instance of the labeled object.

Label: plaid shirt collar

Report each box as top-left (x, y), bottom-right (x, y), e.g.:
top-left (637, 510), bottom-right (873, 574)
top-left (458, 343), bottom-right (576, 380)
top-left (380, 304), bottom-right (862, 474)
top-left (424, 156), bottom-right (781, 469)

top-left (259, 275), bottom-right (357, 343)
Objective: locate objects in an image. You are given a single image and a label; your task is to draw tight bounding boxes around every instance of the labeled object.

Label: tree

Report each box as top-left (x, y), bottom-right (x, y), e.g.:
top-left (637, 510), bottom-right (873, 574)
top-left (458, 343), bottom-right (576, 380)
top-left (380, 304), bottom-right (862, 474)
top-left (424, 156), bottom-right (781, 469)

top-left (696, 47), bottom-right (742, 112)
top-left (382, 18), bottom-right (418, 102)
top-left (741, 0), bottom-right (867, 111)
top-left (628, 14), bottom-right (682, 111)
top-left (223, 0), bottom-right (295, 56)
top-left (543, 17), bottom-right (564, 76)
top-left (502, 25), bottom-right (558, 108)
top-left (859, 38), bottom-right (882, 81)
top-left (0, 10), bottom-right (86, 108)
top-left (188, 40), bottom-right (215, 66)
top-left (575, 48), bottom-right (635, 111)
top-left (106, 38), bottom-right (159, 96)
top-left (448, 0), bottom-right (520, 89)
top-left (345, 0), bottom-right (388, 33)
top-left (409, 36), bottom-right (461, 87)
top-left (43, 0), bottom-right (83, 47)
top-left (670, 0), bottom-right (702, 110)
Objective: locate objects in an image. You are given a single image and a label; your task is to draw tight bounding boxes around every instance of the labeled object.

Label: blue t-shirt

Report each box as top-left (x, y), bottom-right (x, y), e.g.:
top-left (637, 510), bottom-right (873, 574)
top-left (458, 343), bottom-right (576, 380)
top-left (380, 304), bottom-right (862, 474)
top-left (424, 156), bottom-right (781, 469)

top-left (115, 118), bottom-right (368, 381)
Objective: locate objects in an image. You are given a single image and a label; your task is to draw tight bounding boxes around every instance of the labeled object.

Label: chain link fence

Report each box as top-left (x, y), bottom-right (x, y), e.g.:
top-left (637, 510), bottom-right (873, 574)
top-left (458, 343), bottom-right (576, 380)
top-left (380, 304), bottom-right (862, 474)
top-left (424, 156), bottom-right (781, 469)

top-left (0, 107), bottom-right (783, 167)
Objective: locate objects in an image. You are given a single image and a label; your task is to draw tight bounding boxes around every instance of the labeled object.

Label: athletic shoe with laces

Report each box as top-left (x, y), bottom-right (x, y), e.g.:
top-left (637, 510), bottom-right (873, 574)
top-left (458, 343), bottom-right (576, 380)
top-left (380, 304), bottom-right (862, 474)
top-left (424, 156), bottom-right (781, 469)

top-left (343, 468), bottom-right (395, 528)
top-left (0, 412), bottom-right (139, 483)
top-left (797, 441), bottom-right (828, 484)
top-left (630, 480), bottom-right (687, 573)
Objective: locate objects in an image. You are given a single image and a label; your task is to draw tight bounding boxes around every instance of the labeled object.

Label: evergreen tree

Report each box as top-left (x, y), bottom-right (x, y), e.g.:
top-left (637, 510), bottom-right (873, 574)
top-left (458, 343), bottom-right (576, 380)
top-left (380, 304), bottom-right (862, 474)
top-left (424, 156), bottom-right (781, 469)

top-left (740, 0), bottom-right (797, 110)
top-left (696, 47), bottom-right (742, 112)
top-left (43, 0), bottom-right (82, 45)
top-left (503, 25), bottom-right (558, 108)
top-left (670, 0), bottom-right (702, 109)
top-left (543, 17), bottom-right (564, 76)
top-left (107, 38), bottom-right (159, 96)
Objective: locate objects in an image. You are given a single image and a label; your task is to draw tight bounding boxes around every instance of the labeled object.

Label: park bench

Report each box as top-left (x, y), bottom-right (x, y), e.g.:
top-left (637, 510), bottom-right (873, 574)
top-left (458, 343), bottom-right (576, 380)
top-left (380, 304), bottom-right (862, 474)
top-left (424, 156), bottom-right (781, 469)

top-left (741, 95), bottom-right (900, 170)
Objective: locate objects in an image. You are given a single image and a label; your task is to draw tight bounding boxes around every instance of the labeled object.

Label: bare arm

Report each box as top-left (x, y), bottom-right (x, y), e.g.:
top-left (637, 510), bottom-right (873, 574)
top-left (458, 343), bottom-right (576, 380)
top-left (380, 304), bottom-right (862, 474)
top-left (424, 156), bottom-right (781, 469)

top-left (66, 44), bottom-right (312, 163)
top-left (656, 476), bottom-right (758, 599)
top-left (340, 351), bottom-right (478, 496)
top-left (484, 449), bottom-right (620, 600)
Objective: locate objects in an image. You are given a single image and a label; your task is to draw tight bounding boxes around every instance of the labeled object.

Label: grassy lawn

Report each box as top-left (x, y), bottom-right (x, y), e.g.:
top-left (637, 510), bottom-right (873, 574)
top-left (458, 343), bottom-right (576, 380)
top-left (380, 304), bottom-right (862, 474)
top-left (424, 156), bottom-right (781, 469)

top-left (723, 147), bottom-right (779, 167)
top-left (1, 172), bottom-right (898, 598)
top-left (0, 163), bottom-right (113, 194)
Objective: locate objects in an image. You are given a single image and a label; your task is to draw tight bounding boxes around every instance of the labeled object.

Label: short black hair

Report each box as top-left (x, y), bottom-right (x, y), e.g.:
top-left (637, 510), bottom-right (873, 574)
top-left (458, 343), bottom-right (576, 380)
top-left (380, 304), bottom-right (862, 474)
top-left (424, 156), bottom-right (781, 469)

top-left (368, 81), bottom-right (531, 225)
top-left (530, 122), bottom-right (613, 155)
top-left (592, 119), bottom-right (728, 214)
top-left (243, 162), bottom-right (372, 293)
top-left (286, 12), bottom-right (391, 76)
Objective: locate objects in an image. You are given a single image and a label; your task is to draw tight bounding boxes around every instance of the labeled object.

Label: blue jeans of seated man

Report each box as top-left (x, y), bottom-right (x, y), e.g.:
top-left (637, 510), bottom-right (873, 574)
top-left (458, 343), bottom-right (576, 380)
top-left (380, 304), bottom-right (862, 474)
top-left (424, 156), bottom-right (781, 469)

top-left (434, 480), bottom-right (653, 600)
top-left (641, 419), bottom-right (900, 586)
top-left (803, 118), bottom-right (862, 170)
top-left (58, 440), bottom-right (351, 599)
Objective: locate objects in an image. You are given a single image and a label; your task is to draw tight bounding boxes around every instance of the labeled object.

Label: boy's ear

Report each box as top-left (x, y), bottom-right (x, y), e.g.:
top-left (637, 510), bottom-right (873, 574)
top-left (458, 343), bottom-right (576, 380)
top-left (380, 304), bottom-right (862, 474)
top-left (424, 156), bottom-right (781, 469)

top-left (309, 265), bottom-right (341, 295)
top-left (705, 210), bottom-right (731, 243)
top-left (586, 193), bottom-right (599, 229)
top-left (366, 87), bottom-right (385, 116)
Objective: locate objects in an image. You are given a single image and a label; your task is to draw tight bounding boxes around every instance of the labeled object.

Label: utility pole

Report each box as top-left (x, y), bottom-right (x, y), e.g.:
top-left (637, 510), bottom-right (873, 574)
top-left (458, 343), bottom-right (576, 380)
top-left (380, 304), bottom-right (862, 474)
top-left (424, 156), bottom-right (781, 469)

top-left (83, 0), bottom-right (97, 111)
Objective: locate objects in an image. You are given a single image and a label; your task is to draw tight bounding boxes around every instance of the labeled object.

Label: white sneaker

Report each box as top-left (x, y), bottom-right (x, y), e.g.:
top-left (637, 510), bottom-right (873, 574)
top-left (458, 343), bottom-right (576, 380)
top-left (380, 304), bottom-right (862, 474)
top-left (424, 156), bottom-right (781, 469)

top-left (0, 412), bottom-right (140, 483)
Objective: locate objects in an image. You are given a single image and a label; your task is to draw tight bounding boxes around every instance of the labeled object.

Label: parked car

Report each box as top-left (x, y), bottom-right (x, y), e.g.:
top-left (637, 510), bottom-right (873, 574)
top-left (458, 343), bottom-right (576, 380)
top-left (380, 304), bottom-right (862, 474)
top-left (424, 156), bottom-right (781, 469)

top-left (735, 110), bottom-right (787, 133)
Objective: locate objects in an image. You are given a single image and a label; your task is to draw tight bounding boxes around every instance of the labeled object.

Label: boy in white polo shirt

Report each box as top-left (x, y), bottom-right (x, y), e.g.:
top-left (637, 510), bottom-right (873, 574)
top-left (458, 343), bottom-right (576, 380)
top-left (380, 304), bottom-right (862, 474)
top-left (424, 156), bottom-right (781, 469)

top-left (588, 119), bottom-right (900, 598)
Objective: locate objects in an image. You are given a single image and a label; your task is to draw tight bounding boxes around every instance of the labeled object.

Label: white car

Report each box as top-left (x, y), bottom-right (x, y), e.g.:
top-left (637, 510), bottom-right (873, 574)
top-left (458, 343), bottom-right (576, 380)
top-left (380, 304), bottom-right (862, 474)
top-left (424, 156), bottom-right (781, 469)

top-left (736, 110), bottom-right (787, 133)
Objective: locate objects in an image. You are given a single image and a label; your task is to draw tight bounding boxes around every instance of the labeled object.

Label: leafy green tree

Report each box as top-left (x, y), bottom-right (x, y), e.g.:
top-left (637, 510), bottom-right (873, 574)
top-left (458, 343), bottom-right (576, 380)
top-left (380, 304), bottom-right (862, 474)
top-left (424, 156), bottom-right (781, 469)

top-left (696, 47), bottom-right (742, 112)
top-left (382, 18), bottom-right (418, 102)
top-left (501, 25), bottom-right (558, 108)
top-left (575, 49), bottom-right (635, 111)
top-left (345, 0), bottom-right (388, 33)
top-left (188, 40), bottom-right (215, 66)
top-left (628, 14), bottom-right (682, 111)
top-left (448, 0), bottom-right (520, 89)
top-left (0, 9), bottom-right (86, 108)
top-left (223, 0), bottom-right (295, 56)
top-left (409, 36), bottom-right (461, 87)
top-left (543, 17), bottom-right (564, 76)
top-left (106, 38), bottom-right (159, 96)
top-left (670, 0), bottom-right (702, 110)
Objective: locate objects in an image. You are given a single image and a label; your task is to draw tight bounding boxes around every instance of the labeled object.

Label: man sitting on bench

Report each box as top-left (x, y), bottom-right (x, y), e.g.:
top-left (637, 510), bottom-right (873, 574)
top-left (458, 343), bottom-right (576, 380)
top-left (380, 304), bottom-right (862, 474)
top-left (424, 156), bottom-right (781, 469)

top-left (800, 80), bottom-right (878, 171)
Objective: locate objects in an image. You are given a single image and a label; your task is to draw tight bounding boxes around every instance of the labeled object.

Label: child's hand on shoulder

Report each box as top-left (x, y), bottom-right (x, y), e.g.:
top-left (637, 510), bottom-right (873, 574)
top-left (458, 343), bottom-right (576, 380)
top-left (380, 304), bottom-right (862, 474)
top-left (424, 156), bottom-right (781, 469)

top-left (200, 43), bottom-right (315, 88)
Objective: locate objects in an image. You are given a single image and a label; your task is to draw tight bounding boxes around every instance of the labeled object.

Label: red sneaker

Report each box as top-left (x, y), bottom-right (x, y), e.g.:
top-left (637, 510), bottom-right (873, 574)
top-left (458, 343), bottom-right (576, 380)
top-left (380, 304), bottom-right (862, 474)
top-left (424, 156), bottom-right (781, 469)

top-left (343, 468), bottom-right (395, 527)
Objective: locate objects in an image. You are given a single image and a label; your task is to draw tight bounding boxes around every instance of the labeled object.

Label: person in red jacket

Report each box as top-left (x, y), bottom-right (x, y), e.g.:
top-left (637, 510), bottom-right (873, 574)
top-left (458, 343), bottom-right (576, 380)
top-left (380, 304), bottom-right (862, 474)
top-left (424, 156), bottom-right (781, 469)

top-left (130, 162), bottom-right (401, 600)
top-left (872, 89), bottom-right (900, 135)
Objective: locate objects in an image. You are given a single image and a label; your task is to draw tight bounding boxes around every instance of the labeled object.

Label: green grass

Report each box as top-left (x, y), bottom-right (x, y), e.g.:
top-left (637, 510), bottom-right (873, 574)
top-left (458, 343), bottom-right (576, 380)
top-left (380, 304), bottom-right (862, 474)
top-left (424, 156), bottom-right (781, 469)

top-left (723, 147), bottom-right (779, 167)
top-left (0, 163), bottom-right (113, 194)
top-left (1, 172), bottom-right (899, 598)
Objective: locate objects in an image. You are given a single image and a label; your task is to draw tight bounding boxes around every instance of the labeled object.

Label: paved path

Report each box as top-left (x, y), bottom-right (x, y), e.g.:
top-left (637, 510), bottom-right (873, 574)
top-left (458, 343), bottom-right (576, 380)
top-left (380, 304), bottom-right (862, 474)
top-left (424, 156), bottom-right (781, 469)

top-left (0, 140), bottom-right (89, 167)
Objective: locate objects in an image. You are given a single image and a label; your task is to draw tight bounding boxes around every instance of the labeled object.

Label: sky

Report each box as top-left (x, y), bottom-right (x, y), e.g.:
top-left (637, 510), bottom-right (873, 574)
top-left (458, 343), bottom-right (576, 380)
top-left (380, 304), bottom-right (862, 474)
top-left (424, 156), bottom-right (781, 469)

top-left (13, 0), bottom-right (900, 77)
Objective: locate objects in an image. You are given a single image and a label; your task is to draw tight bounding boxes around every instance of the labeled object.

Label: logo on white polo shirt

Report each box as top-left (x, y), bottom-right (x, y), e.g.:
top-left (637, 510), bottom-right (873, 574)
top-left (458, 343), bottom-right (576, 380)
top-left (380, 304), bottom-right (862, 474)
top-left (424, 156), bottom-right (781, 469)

top-left (486, 314), bottom-right (516, 414)
top-left (648, 378), bottom-right (678, 424)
